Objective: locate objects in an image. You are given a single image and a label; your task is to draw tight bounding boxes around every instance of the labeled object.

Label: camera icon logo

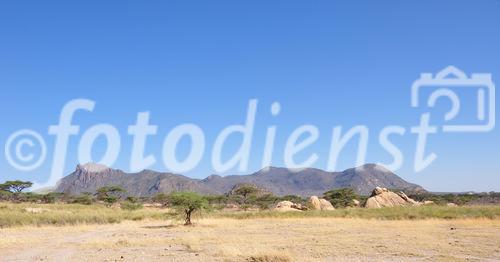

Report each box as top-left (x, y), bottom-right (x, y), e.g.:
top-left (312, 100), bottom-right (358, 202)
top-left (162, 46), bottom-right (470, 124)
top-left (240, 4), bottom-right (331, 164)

top-left (411, 66), bottom-right (495, 132)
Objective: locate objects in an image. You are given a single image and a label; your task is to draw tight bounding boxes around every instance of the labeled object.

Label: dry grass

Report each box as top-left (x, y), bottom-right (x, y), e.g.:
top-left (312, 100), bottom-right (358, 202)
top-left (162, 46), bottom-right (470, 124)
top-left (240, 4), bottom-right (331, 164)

top-left (0, 202), bottom-right (170, 227)
top-left (0, 218), bottom-right (499, 261)
top-left (1, 202), bottom-right (499, 228)
top-left (213, 205), bottom-right (500, 220)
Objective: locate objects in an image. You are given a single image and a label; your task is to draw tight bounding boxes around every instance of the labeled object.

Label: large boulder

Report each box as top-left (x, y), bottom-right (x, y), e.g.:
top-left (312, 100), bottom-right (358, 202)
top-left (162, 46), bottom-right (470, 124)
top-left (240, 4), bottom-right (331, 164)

top-left (364, 187), bottom-right (419, 208)
top-left (319, 199), bottom-right (335, 210)
top-left (309, 196), bottom-right (322, 210)
top-left (309, 196), bottom-right (335, 211)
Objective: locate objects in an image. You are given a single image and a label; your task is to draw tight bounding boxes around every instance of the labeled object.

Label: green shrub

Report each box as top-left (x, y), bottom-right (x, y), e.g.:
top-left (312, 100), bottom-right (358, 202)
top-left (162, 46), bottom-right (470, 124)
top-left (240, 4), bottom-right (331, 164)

top-left (71, 194), bottom-right (94, 205)
top-left (252, 194), bottom-right (279, 210)
top-left (323, 188), bottom-right (365, 208)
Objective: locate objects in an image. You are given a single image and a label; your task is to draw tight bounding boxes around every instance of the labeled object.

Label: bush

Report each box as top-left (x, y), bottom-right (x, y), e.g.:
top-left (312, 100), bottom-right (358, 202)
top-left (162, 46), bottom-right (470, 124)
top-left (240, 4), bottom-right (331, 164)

top-left (0, 190), bottom-right (12, 201)
top-left (323, 188), bottom-right (365, 208)
top-left (17, 192), bottom-right (42, 203)
top-left (152, 193), bottom-right (169, 206)
top-left (40, 193), bottom-right (65, 204)
top-left (71, 194), bottom-right (94, 205)
top-left (252, 194), bottom-right (280, 210)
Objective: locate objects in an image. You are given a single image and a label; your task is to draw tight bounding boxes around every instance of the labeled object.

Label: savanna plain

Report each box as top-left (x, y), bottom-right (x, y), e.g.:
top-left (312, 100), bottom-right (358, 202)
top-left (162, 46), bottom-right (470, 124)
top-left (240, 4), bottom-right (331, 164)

top-left (0, 204), bottom-right (499, 262)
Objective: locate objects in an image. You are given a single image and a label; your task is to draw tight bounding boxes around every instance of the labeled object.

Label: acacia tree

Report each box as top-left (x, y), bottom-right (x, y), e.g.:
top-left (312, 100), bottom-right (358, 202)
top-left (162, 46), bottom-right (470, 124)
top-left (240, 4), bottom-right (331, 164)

top-left (233, 185), bottom-right (260, 205)
top-left (0, 180), bottom-right (33, 202)
top-left (168, 192), bottom-right (208, 226)
top-left (0, 180), bottom-right (33, 193)
top-left (96, 186), bottom-right (126, 205)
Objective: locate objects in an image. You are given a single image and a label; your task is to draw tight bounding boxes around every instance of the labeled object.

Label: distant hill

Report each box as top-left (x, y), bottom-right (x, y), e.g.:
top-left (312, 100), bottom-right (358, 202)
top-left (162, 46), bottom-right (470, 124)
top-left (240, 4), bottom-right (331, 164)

top-left (55, 163), bottom-right (426, 196)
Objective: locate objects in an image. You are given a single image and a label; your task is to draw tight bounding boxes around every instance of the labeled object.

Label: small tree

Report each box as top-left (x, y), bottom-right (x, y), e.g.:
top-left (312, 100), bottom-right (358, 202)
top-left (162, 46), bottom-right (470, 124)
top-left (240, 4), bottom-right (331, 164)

top-left (0, 180), bottom-right (33, 193)
top-left (168, 192), bottom-right (208, 226)
top-left (233, 185), bottom-right (260, 205)
top-left (323, 188), bottom-right (363, 208)
top-left (96, 186), bottom-right (126, 205)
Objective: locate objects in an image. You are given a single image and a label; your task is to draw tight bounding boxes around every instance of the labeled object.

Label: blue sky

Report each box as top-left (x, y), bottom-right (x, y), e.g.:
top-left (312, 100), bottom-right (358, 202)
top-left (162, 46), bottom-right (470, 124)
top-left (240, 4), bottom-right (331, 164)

top-left (0, 0), bottom-right (499, 192)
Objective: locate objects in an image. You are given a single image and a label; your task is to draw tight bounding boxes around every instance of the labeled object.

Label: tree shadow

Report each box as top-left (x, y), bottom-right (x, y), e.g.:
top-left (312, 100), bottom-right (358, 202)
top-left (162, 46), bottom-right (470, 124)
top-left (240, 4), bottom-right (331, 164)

top-left (141, 225), bottom-right (177, 229)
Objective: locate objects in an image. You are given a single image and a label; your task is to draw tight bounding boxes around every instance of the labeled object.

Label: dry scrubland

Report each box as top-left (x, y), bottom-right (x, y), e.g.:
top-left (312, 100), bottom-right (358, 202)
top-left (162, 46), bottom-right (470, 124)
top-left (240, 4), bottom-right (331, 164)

top-left (0, 203), bottom-right (499, 227)
top-left (0, 204), bottom-right (500, 261)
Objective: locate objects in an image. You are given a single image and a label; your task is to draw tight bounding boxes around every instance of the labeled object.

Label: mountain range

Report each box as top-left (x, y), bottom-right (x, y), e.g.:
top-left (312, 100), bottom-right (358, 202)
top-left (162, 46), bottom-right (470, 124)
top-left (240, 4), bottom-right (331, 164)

top-left (54, 163), bottom-right (426, 196)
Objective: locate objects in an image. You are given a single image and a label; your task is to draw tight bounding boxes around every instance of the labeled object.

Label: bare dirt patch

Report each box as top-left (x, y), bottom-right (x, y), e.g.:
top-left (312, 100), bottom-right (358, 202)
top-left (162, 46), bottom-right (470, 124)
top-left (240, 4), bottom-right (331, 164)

top-left (0, 218), bottom-right (499, 261)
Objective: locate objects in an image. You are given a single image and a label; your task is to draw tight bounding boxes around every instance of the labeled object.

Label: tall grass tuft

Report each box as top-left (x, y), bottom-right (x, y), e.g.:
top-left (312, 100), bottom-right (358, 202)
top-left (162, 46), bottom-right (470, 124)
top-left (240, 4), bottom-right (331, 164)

top-left (0, 203), bottom-right (170, 227)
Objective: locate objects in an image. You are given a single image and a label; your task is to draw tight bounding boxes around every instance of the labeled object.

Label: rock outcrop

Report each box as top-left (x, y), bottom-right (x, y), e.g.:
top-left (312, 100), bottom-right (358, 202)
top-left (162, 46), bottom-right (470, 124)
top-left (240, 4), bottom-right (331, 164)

top-left (364, 187), bottom-right (419, 208)
top-left (309, 196), bottom-right (322, 210)
top-left (308, 196), bottom-right (335, 211)
top-left (396, 191), bottom-right (420, 205)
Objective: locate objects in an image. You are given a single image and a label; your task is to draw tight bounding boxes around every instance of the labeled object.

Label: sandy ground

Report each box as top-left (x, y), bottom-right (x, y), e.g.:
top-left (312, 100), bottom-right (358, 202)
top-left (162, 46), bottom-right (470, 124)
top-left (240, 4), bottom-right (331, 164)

top-left (0, 218), bottom-right (499, 262)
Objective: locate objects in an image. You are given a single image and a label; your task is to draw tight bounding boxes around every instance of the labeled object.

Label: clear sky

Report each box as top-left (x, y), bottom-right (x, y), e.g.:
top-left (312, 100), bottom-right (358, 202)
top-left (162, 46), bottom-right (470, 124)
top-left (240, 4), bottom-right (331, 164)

top-left (0, 0), bottom-right (499, 192)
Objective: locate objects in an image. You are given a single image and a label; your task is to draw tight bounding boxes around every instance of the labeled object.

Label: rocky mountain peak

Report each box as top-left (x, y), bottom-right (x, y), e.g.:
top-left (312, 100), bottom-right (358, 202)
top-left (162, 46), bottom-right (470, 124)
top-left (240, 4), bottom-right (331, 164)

top-left (76, 163), bottom-right (112, 173)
